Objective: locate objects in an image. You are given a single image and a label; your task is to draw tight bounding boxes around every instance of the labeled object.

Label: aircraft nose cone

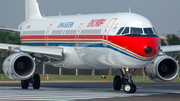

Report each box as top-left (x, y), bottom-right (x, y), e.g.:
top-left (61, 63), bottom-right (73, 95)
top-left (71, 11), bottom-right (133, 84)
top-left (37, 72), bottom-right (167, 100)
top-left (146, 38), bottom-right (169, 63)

top-left (145, 46), bottom-right (152, 54)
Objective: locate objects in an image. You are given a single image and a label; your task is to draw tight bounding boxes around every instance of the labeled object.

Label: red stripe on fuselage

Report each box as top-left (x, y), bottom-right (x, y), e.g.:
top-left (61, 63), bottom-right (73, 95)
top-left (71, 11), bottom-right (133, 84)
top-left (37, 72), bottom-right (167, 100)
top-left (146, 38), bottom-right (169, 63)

top-left (20, 35), bottom-right (160, 57)
top-left (108, 35), bottom-right (160, 57)
top-left (20, 35), bottom-right (103, 39)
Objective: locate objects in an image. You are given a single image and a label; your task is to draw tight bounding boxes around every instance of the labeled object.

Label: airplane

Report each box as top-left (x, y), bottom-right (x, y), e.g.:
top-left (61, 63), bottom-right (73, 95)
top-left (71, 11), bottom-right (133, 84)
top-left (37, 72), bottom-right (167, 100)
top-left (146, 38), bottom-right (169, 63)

top-left (0, 0), bottom-right (179, 93)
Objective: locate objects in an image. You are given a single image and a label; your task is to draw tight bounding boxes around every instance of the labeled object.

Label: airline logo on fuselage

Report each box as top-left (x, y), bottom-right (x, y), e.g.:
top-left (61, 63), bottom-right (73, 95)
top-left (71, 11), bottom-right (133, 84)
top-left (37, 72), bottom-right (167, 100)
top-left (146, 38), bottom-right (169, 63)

top-left (87, 19), bottom-right (106, 27)
top-left (57, 22), bottom-right (74, 28)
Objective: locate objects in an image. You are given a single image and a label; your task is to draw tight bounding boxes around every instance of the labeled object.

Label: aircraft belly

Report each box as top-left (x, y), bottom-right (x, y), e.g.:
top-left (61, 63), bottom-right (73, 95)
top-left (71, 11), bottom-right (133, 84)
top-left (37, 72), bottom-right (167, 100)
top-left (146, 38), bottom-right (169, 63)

top-left (61, 47), bottom-right (88, 69)
top-left (44, 47), bottom-right (88, 69)
top-left (32, 46), bottom-right (151, 69)
top-left (74, 47), bottom-right (114, 69)
top-left (72, 47), bottom-right (151, 69)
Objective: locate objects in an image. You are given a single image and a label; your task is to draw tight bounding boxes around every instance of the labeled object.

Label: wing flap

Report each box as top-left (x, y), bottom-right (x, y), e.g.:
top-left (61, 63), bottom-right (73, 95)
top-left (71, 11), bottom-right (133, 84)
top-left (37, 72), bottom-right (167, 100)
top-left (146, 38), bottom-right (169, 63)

top-left (20, 46), bottom-right (62, 56)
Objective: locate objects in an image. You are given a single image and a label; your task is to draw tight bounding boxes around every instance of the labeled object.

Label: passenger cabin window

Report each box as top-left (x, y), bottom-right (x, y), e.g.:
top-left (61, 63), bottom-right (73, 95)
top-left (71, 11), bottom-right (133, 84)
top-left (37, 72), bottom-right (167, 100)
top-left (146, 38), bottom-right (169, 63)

top-left (117, 27), bottom-right (124, 35)
top-left (122, 27), bottom-right (129, 34)
top-left (131, 27), bottom-right (143, 34)
top-left (144, 28), bottom-right (154, 35)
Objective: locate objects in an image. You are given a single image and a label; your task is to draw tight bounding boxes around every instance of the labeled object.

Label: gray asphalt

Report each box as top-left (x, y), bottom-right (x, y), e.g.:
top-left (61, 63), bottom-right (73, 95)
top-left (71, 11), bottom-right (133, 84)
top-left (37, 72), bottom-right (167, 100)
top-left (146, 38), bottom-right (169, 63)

top-left (0, 81), bottom-right (180, 101)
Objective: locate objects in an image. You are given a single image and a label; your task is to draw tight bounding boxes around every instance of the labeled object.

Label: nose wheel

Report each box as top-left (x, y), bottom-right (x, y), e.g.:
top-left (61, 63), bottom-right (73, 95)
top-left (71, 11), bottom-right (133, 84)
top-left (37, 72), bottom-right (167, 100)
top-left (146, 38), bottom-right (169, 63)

top-left (113, 75), bottom-right (122, 90)
top-left (113, 68), bottom-right (137, 93)
top-left (123, 83), bottom-right (136, 93)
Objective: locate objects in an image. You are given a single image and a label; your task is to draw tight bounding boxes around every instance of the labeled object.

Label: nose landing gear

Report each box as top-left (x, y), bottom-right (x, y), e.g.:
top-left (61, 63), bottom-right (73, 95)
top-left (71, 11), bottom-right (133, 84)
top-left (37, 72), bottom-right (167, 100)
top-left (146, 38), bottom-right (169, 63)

top-left (113, 68), bottom-right (137, 93)
top-left (113, 75), bottom-right (122, 90)
top-left (123, 83), bottom-right (136, 93)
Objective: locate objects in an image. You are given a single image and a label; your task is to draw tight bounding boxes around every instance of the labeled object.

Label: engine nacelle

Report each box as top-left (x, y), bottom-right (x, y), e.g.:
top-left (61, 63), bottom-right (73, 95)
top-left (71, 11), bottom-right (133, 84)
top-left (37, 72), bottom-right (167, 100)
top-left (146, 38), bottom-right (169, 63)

top-left (145, 55), bottom-right (179, 82)
top-left (3, 53), bottom-right (36, 80)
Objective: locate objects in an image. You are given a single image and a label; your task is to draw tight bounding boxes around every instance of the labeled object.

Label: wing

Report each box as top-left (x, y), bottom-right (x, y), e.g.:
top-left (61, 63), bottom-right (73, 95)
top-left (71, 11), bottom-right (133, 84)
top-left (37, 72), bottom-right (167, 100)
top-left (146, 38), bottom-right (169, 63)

top-left (0, 27), bottom-right (20, 33)
top-left (161, 45), bottom-right (180, 58)
top-left (161, 45), bottom-right (180, 52)
top-left (0, 28), bottom-right (63, 61)
top-left (0, 43), bottom-right (63, 61)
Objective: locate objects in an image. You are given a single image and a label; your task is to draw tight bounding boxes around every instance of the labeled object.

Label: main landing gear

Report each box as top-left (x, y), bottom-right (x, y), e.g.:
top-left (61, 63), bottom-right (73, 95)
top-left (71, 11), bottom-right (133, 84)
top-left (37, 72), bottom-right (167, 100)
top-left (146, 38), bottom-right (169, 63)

top-left (21, 57), bottom-right (47, 89)
top-left (113, 68), bottom-right (137, 93)
top-left (21, 74), bottom-right (40, 89)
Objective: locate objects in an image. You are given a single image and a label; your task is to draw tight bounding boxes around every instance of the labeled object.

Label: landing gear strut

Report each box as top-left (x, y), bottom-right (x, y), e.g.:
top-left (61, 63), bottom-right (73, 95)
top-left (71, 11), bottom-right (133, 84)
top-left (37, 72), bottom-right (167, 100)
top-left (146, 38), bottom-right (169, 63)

top-left (21, 74), bottom-right (40, 89)
top-left (122, 68), bottom-right (137, 93)
top-left (113, 68), bottom-right (137, 93)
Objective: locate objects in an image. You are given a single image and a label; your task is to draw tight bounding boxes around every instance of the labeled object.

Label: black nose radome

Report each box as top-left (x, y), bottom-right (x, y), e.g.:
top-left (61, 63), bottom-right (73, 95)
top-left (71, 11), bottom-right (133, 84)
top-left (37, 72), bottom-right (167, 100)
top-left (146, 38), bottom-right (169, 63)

top-left (145, 46), bottom-right (152, 54)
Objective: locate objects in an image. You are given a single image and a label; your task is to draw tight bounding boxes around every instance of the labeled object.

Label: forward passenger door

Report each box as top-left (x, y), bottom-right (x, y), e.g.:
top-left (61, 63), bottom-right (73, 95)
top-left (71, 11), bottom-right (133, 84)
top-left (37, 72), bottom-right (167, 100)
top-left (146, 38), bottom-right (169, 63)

top-left (103, 18), bottom-right (117, 47)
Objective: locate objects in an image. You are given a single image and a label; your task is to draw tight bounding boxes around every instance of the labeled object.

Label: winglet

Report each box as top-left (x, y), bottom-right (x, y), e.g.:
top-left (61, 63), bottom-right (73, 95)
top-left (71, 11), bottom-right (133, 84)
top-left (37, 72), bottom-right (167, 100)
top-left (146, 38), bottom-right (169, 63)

top-left (25, 0), bottom-right (42, 20)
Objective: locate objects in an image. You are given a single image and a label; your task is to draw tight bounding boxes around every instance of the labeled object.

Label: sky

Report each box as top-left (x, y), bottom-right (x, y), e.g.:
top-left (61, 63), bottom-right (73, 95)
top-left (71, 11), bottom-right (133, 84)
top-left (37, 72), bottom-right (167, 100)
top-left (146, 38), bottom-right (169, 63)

top-left (0, 0), bottom-right (180, 36)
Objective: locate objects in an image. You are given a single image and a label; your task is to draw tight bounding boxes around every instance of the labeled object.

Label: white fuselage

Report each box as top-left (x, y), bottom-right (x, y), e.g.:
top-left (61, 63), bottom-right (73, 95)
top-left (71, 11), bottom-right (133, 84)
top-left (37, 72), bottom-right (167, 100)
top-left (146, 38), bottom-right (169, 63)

top-left (18, 13), bottom-right (160, 69)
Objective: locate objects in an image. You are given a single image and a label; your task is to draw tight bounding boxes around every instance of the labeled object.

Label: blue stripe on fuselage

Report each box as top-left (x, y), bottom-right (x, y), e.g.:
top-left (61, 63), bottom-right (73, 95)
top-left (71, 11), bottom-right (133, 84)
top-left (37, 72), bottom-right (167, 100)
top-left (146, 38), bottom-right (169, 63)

top-left (22, 42), bottom-right (150, 61)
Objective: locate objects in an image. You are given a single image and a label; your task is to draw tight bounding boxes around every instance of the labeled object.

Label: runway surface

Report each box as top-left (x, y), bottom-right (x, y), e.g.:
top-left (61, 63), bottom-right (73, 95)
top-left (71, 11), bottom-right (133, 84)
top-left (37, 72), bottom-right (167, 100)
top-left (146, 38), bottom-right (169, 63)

top-left (0, 81), bottom-right (180, 101)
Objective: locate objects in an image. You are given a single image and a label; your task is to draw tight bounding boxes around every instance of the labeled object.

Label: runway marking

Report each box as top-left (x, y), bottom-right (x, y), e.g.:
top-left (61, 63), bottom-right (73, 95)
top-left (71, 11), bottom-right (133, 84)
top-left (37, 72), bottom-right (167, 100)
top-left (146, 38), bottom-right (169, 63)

top-left (0, 87), bottom-right (180, 100)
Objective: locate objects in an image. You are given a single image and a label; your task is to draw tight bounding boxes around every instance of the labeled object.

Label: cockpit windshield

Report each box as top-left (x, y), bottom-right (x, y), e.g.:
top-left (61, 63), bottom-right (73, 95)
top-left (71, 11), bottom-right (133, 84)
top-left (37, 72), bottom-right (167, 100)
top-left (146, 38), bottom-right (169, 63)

top-left (117, 27), bottom-right (124, 35)
top-left (144, 28), bottom-right (154, 35)
top-left (122, 27), bottom-right (129, 34)
top-left (131, 27), bottom-right (143, 34)
top-left (116, 27), bottom-right (157, 35)
top-left (152, 28), bottom-right (157, 35)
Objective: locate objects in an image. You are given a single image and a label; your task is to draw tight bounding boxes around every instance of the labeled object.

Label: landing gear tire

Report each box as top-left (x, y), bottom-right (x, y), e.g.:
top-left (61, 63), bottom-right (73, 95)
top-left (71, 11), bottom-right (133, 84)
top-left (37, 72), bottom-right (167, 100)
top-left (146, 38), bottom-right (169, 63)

top-left (33, 74), bottom-right (40, 89)
top-left (131, 83), bottom-right (137, 93)
top-left (113, 75), bottom-right (122, 90)
top-left (123, 83), bottom-right (136, 93)
top-left (21, 79), bottom-right (29, 89)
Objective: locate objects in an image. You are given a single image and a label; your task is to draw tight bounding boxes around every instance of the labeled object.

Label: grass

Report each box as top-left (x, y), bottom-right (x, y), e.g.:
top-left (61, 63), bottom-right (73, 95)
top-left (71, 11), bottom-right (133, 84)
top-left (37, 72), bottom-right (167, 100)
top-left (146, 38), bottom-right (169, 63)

top-left (0, 74), bottom-right (13, 81)
top-left (0, 74), bottom-right (180, 82)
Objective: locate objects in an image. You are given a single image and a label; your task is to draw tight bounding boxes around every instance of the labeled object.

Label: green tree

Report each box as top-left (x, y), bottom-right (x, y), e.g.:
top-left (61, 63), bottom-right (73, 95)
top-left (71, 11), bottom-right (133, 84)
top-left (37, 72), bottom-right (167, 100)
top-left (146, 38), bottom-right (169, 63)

top-left (166, 34), bottom-right (180, 45)
top-left (0, 31), bottom-right (21, 73)
top-left (160, 39), bottom-right (166, 46)
top-left (5, 33), bottom-right (21, 44)
top-left (0, 31), bottom-right (9, 43)
top-left (0, 31), bottom-right (21, 45)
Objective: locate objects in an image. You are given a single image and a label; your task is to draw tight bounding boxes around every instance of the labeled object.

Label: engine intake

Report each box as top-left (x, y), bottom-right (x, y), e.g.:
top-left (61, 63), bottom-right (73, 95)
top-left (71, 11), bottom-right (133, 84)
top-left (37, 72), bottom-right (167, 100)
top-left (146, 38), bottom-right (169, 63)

top-left (3, 53), bottom-right (35, 80)
top-left (145, 55), bottom-right (179, 82)
top-left (14, 56), bottom-right (34, 76)
top-left (158, 58), bottom-right (177, 79)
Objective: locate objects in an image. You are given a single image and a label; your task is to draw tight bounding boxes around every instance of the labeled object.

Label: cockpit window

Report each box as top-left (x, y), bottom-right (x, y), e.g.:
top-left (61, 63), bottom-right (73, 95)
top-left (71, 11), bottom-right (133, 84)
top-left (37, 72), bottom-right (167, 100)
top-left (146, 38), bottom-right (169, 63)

top-left (122, 27), bottom-right (129, 34)
top-left (117, 27), bottom-right (124, 35)
top-left (118, 27), bottom-right (157, 35)
top-left (144, 28), bottom-right (154, 35)
top-left (152, 28), bottom-right (157, 35)
top-left (131, 27), bottom-right (143, 34)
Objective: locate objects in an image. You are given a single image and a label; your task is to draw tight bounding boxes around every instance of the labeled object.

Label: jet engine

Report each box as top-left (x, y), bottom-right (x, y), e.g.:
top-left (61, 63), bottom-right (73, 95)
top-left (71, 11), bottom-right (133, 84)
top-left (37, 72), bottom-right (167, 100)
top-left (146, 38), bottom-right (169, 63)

top-left (3, 53), bottom-right (36, 80)
top-left (145, 55), bottom-right (179, 82)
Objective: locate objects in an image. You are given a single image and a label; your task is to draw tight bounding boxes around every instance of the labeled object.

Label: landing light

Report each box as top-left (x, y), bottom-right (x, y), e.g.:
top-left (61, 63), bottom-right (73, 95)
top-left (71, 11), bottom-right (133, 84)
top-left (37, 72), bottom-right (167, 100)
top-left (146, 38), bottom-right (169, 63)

top-left (125, 67), bottom-right (129, 72)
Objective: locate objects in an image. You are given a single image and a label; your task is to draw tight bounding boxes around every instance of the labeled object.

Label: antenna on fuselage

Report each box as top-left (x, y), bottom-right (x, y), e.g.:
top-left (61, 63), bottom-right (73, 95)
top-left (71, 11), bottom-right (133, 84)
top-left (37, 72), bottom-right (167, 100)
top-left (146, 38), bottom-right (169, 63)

top-left (59, 11), bottom-right (61, 16)
top-left (129, 7), bottom-right (131, 13)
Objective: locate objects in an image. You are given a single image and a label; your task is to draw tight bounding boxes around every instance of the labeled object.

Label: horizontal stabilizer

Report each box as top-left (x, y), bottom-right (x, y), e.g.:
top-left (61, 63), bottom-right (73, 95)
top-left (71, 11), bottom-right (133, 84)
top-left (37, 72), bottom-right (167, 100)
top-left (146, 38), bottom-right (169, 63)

top-left (0, 27), bottom-right (20, 33)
